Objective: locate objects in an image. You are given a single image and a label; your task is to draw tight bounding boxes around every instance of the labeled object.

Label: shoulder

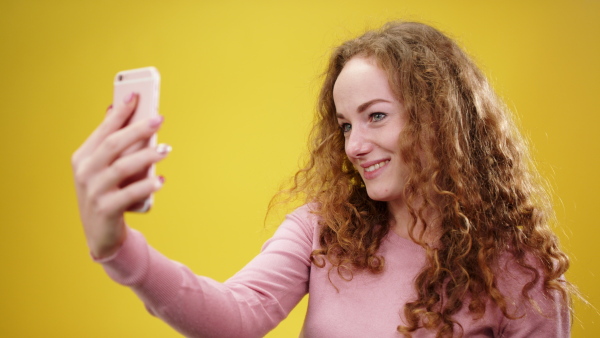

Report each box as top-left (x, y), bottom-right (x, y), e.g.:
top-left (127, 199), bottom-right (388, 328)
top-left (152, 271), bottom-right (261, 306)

top-left (285, 203), bottom-right (320, 223)
top-left (494, 250), bottom-right (560, 298)
top-left (493, 251), bottom-right (570, 337)
top-left (282, 204), bottom-right (320, 234)
top-left (262, 204), bottom-right (321, 252)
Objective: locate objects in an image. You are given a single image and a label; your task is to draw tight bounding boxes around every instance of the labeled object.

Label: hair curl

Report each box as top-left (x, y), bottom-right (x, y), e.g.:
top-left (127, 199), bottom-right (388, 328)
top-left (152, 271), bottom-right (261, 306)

top-left (275, 21), bottom-right (573, 336)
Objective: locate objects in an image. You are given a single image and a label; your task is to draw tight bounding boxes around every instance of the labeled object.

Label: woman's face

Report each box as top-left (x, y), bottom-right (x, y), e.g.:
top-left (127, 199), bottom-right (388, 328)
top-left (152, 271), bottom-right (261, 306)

top-left (333, 56), bottom-right (408, 203)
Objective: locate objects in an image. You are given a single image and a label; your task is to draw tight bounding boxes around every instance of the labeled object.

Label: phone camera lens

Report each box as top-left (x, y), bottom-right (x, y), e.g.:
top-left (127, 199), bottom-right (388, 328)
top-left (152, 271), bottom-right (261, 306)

top-left (118, 75), bottom-right (123, 81)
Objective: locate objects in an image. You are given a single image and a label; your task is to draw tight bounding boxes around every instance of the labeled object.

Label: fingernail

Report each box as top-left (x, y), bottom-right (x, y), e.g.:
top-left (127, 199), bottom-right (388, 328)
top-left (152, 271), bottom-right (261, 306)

top-left (156, 143), bottom-right (172, 155)
top-left (106, 104), bottom-right (113, 113)
top-left (124, 92), bottom-right (136, 103)
top-left (149, 115), bottom-right (164, 128)
top-left (154, 176), bottom-right (165, 189)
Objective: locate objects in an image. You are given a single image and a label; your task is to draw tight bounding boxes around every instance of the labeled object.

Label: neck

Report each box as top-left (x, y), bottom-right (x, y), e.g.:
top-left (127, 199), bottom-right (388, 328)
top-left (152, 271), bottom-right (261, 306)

top-left (387, 198), bottom-right (440, 245)
top-left (387, 200), bottom-right (413, 239)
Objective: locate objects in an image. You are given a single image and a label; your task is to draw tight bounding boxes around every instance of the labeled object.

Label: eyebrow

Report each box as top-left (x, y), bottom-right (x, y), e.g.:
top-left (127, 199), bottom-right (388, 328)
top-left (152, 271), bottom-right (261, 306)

top-left (336, 98), bottom-right (391, 118)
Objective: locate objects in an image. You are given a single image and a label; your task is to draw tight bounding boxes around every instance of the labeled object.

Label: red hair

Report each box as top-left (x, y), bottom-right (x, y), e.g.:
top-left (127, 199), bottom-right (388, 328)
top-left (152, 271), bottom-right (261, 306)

top-left (274, 21), bottom-right (573, 336)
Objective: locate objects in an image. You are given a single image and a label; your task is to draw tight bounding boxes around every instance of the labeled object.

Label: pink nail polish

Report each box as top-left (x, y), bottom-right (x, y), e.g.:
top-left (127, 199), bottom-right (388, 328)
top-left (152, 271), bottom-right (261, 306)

top-left (106, 104), bottom-right (113, 113)
top-left (149, 115), bottom-right (164, 128)
top-left (158, 176), bottom-right (165, 184)
top-left (124, 92), bottom-right (136, 103)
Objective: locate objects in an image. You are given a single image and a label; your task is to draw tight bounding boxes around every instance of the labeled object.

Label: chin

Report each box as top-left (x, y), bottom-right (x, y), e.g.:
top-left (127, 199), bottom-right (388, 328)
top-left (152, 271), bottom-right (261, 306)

top-left (365, 190), bottom-right (394, 202)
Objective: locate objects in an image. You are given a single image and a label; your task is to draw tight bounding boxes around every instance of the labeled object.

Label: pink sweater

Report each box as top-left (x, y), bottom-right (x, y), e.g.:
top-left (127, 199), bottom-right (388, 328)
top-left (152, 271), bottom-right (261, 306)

top-left (98, 205), bottom-right (569, 337)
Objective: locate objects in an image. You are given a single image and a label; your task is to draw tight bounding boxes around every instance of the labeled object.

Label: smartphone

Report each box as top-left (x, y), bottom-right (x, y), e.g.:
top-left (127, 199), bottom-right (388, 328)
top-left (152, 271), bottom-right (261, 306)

top-left (113, 67), bottom-right (161, 212)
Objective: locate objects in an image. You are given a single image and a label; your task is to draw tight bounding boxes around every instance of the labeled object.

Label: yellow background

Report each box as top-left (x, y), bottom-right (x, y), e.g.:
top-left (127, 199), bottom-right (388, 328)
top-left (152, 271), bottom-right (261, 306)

top-left (1, 0), bottom-right (598, 336)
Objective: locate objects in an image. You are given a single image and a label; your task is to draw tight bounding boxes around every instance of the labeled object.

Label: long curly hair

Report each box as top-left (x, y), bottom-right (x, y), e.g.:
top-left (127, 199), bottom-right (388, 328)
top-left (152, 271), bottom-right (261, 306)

top-left (277, 21), bottom-right (572, 336)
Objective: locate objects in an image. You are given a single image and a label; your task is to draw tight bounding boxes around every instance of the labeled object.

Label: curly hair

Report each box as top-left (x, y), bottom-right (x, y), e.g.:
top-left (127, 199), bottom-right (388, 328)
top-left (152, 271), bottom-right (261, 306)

top-left (276, 21), bottom-right (573, 336)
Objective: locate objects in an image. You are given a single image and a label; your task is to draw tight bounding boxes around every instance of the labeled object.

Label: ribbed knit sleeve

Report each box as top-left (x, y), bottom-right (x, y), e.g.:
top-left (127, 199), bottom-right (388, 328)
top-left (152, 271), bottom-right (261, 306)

top-left (95, 205), bottom-right (316, 337)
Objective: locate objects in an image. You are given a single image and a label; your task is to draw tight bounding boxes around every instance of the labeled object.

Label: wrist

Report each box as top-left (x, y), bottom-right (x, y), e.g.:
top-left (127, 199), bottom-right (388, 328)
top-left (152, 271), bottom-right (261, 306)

top-left (90, 224), bottom-right (128, 260)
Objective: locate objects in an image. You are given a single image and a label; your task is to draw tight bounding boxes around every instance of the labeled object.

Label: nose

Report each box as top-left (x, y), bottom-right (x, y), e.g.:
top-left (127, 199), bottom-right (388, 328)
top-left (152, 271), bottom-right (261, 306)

top-left (345, 125), bottom-right (373, 159)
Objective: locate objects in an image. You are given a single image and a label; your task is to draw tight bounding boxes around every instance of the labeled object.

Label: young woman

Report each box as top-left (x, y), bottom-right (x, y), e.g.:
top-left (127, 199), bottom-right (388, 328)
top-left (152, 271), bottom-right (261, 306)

top-left (72, 21), bottom-right (572, 337)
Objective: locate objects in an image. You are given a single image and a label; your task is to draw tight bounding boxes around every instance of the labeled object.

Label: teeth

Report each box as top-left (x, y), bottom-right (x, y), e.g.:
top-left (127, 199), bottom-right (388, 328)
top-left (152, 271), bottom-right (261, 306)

top-left (365, 160), bottom-right (389, 172)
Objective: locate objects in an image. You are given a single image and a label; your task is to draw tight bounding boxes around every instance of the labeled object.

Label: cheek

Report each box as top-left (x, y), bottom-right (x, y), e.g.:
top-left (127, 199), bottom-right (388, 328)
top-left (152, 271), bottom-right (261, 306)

top-left (342, 141), bottom-right (357, 167)
top-left (344, 140), bottom-right (355, 163)
top-left (384, 131), bottom-right (402, 151)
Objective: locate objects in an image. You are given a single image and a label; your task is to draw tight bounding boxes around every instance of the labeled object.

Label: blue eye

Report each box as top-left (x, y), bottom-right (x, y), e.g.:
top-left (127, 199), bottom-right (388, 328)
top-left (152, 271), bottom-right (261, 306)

top-left (371, 113), bottom-right (386, 122)
top-left (340, 123), bottom-right (351, 133)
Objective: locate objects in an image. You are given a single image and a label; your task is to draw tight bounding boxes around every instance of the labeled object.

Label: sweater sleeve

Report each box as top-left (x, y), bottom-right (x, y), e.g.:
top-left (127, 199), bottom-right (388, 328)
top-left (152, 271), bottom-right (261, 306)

top-left (96, 206), bottom-right (315, 338)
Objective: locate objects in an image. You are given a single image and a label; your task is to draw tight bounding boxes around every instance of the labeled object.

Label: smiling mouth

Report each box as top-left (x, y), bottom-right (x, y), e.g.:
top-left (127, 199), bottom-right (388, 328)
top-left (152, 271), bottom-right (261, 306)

top-left (364, 160), bottom-right (390, 172)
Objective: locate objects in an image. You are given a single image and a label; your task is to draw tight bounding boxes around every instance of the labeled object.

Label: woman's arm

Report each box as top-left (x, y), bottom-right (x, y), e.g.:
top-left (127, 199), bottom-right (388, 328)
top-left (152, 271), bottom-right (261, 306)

top-left (73, 99), bottom-right (312, 336)
top-left (97, 207), bottom-right (314, 337)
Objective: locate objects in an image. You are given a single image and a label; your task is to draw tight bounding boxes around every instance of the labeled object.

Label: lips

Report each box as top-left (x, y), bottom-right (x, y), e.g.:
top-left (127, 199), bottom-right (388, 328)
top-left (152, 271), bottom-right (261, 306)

top-left (364, 160), bottom-right (390, 172)
top-left (360, 159), bottom-right (390, 179)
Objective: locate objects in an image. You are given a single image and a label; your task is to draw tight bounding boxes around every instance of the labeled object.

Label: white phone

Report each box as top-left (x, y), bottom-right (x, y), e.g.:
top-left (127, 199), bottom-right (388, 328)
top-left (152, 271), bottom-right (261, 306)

top-left (113, 67), bottom-right (161, 212)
